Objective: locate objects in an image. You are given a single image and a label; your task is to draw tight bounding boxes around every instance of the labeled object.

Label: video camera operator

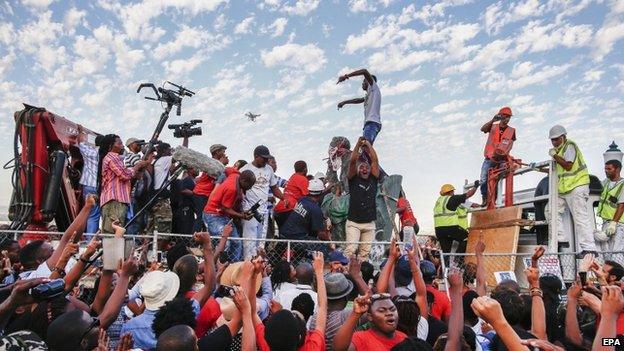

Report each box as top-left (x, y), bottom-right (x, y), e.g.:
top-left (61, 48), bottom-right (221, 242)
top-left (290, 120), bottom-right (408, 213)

top-left (146, 143), bottom-right (174, 236)
top-left (168, 119), bottom-right (202, 147)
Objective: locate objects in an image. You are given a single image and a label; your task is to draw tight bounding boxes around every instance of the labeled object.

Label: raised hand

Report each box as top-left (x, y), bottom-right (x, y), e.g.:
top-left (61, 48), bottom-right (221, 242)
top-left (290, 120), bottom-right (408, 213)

top-left (193, 232), bottom-right (212, 247)
top-left (353, 292), bottom-right (371, 315)
top-left (520, 339), bottom-right (564, 351)
top-left (347, 255), bottom-right (361, 277)
top-left (252, 256), bottom-right (266, 275)
top-left (97, 328), bottom-right (109, 351)
top-left (86, 194), bottom-right (98, 208)
top-left (471, 296), bottom-right (505, 325)
top-left (447, 267), bottom-right (463, 289)
top-left (116, 333), bottom-right (134, 351)
top-left (83, 234), bottom-right (102, 260)
top-left (120, 256), bottom-right (138, 278)
top-left (531, 246), bottom-right (545, 268)
top-left (312, 251), bottom-right (324, 274)
top-left (406, 234), bottom-right (421, 264)
top-left (388, 237), bottom-right (400, 262)
top-left (600, 285), bottom-right (624, 318)
top-left (567, 277), bottom-right (582, 300)
top-left (475, 235), bottom-right (485, 256)
top-left (524, 267), bottom-right (540, 288)
top-left (232, 286), bottom-right (251, 315)
top-left (336, 75), bottom-right (349, 84)
top-left (580, 253), bottom-right (594, 272)
top-left (222, 223), bottom-right (233, 238)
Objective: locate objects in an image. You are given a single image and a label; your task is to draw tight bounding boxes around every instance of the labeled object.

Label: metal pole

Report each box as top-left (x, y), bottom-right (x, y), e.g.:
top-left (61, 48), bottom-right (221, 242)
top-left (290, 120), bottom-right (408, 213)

top-left (548, 160), bottom-right (559, 253)
top-left (440, 251), bottom-right (450, 299)
top-left (153, 230), bottom-right (158, 262)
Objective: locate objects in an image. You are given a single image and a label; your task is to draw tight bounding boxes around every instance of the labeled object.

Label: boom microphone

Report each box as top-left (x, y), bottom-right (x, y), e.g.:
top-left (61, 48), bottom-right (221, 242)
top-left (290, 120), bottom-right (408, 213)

top-left (173, 146), bottom-right (224, 178)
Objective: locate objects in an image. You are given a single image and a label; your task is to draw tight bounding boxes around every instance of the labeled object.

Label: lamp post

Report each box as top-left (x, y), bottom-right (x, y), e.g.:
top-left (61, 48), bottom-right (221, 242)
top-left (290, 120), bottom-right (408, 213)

top-left (604, 141), bottom-right (623, 163)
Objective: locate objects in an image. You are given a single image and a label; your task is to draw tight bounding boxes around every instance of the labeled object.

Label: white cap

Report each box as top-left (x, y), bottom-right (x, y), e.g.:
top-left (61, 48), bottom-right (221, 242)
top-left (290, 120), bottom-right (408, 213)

top-left (549, 125), bottom-right (567, 139)
top-left (314, 172), bottom-right (326, 179)
top-left (309, 179), bottom-right (325, 194)
top-left (140, 271), bottom-right (180, 310)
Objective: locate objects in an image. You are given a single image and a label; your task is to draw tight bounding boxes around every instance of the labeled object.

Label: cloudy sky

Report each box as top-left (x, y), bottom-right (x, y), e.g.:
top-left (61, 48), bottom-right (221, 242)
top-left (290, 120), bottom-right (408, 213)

top-left (0, 0), bottom-right (623, 232)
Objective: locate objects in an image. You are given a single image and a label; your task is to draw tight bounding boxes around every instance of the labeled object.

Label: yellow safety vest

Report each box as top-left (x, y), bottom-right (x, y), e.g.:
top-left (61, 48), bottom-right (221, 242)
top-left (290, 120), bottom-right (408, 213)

top-left (555, 140), bottom-right (590, 195)
top-left (433, 196), bottom-right (459, 228)
top-left (457, 205), bottom-right (469, 230)
top-left (598, 179), bottom-right (624, 223)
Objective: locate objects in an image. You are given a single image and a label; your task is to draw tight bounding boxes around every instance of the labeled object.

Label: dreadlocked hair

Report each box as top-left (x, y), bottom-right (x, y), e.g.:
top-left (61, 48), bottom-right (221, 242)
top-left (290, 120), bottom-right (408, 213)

top-left (392, 296), bottom-right (421, 337)
top-left (271, 260), bottom-right (293, 291)
top-left (96, 134), bottom-right (120, 194)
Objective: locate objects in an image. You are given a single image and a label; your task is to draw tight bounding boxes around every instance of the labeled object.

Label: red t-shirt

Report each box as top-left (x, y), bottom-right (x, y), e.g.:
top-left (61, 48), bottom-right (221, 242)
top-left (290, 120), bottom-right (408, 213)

top-left (427, 285), bottom-right (451, 321)
top-left (194, 173), bottom-right (216, 197)
top-left (255, 323), bottom-right (325, 351)
top-left (195, 297), bottom-right (221, 338)
top-left (275, 173), bottom-right (309, 213)
top-left (204, 172), bottom-right (241, 215)
top-left (397, 197), bottom-right (417, 227)
top-left (352, 329), bottom-right (406, 351)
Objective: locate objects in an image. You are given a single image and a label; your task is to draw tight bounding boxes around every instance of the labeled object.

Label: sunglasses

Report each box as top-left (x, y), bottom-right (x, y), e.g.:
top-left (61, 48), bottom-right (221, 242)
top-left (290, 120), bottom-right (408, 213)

top-left (79, 317), bottom-right (100, 347)
top-left (371, 293), bottom-right (391, 302)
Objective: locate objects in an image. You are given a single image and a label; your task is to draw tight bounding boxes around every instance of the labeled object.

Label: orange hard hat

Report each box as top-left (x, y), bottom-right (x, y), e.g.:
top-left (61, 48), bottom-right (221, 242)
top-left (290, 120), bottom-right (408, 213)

top-left (499, 106), bottom-right (512, 116)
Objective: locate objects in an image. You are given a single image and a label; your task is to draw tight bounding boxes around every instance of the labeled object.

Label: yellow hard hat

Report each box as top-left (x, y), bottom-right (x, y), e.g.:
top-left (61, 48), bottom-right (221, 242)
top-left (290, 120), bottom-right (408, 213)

top-left (440, 184), bottom-right (455, 195)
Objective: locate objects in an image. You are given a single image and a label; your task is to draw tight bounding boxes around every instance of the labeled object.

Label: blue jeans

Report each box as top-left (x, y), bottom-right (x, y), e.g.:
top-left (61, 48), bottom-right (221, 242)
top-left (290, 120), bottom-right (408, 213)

top-left (480, 158), bottom-right (494, 199)
top-left (363, 121), bottom-right (381, 144)
top-left (203, 213), bottom-right (242, 262)
top-left (82, 186), bottom-right (101, 237)
top-left (125, 200), bottom-right (146, 235)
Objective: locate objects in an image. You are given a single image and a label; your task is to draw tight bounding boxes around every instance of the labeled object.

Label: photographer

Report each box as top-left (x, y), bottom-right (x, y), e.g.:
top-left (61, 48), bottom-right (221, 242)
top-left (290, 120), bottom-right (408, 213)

top-left (146, 143), bottom-right (174, 235)
top-left (203, 170), bottom-right (256, 262)
top-left (479, 107), bottom-right (516, 205)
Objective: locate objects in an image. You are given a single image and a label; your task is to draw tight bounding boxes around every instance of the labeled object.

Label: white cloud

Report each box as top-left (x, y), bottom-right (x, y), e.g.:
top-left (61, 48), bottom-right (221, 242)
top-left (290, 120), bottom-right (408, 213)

top-left (153, 25), bottom-right (227, 59)
top-left (282, 0), bottom-right (320, 16)
top-left (432, 99), bottom-right (471, 114)
top-left (369, 47), bottom-right (441, 73)
top-left (480, 62), bottom-right (573, 91)
top-left (593, 22), bottom-right (624, 61)
top-left (72, 32), bottom-right (111, 76)
top-left (322, 24), bottom-right (332, 38)
top-left (17, 11), bottom-right (63, 54)
top-left (234, 16), bottom-right (255, 34)
top-left (267, 17), bottom-right (288, 37)
top-left (213, 13), bottom-right (227, 31)
top-left (349, 0), bottom-right (376, 12)
top-left (0, 23), bottom-right (14, 46)
top-left (443, 39), bottom-right (515, 74)
top-left (21, 0), bottom-right (55, 8)
top-left (261, 43), bottom-right (326, 73)
top-left (63, 8), bottom-right (86, 33)
top-left (162, 53), bottom-right (205, 76)
top-left (382, 79), bottom-right (427, 96)
top-left (584, 70), bottom-right (604, 82)
top-left (484, 0), bottom-right (547, 35)
top-left (0, 52), bottom-right (15, 76)
top-left (516, 21), bottom-right (593, 53)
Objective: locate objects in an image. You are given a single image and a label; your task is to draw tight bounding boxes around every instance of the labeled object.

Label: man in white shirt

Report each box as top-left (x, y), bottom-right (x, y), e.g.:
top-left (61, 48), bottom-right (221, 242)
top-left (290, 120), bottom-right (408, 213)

top-left (147, 143), bottom-right (173, 234)
top-left (275, 262), bottom-right (318, 312)
top-left (239, 145), bottom-right (283, 259)
top-left (337, 68), bottom-right (382, 144)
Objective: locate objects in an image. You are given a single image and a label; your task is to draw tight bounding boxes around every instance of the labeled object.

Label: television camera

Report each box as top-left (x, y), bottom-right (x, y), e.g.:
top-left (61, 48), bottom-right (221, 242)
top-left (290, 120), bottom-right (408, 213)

top-left (168, 119), bottom-right (202, 139)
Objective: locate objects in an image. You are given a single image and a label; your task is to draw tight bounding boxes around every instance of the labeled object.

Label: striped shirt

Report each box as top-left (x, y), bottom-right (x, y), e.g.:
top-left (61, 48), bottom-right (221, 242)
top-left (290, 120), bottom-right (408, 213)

top-left (100, 152), bottom-right (134, 206)
top-left (124, 151), bottom-right (141, 168)
top-left (79, 142), bottom-right (99, 187)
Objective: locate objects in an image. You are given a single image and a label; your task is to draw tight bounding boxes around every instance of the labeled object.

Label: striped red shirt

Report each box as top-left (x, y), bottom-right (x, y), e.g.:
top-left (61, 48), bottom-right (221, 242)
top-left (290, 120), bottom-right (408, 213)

top-left (100, 152), bottom-right (134, 206)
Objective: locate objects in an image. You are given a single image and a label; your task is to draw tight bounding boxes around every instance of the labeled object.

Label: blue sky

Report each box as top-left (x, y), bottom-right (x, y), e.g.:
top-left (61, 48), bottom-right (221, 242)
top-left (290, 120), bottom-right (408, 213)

top-left (0, 0), bottom-right (623, 232)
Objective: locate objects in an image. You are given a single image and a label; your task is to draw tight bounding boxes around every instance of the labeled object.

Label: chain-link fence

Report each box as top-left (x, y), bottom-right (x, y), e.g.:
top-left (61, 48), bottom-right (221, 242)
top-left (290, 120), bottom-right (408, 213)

top-left (439, 250), bottom-right (624, 291)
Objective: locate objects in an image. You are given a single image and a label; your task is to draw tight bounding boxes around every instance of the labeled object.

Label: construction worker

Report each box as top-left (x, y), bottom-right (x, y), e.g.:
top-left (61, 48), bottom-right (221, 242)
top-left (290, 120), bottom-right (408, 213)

top-left (595, 159), bottom-right (624, 256)
top-left (479, 107), bottom-right (516, 204)
top-left (549, 125), bottom-right (596, 255)
top-left (433, 182), bottom-right (478, 259)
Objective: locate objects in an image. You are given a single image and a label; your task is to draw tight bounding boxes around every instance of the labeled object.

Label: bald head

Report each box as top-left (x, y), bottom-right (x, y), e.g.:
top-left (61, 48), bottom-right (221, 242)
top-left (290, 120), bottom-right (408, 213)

top-left (174, 254), bottom-right (199, 295)
top-left (157, 325), bottom-right (198, 351)
top-left (296, 262), bottom-right (314, 285)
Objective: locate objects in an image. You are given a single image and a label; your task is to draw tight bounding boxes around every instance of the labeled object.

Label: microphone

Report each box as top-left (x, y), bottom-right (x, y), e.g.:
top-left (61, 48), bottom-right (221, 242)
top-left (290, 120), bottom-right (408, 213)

top-left (172, 146), bottom-right (224, 178)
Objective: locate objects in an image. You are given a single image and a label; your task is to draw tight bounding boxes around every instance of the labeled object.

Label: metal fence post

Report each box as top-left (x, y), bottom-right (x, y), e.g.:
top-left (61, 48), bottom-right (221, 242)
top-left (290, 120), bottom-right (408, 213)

top-left (548, 160), bottom-right (559, 253)
top-left (439, 251), bottom-right (450, 299)
top-left (286, 240), bottom-right (291, 262)
top-left (153, 230), bottom-right (158, 261)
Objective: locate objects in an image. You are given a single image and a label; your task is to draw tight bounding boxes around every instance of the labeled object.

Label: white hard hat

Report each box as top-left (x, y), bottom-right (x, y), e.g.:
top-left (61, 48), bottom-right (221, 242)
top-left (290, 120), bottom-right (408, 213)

top-left (549, 125), bottom-right (567, 139)
top-left (309, 179), bottom-right (325, 194)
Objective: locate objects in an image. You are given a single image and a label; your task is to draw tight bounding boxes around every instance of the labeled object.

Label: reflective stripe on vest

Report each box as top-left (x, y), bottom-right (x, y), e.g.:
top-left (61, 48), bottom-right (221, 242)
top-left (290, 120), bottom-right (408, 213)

top-left (598, 179), bottom-right (624, 222)
top-left (433, 196), bottom-right (459, 227)
top-left (483, 124), bottom-right (515, 159)
top-left (556, 140), bottom-right (590, 195)
top-left (457, 205), bottom-right (469, 230)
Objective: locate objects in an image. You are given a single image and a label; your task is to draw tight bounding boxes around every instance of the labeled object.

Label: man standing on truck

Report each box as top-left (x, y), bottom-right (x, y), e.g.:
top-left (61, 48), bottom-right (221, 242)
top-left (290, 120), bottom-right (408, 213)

top-left (479, 107), bottom-right (516, 205)
top-left (596, 159), bottom-right (624, 255)
top-left (549, 125), bottom-right (596, 255)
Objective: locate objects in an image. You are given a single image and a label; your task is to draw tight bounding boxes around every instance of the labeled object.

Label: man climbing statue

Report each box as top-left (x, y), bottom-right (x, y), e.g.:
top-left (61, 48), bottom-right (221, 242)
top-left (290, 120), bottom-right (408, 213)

top-left (337, 68), bottom-right (382, 145)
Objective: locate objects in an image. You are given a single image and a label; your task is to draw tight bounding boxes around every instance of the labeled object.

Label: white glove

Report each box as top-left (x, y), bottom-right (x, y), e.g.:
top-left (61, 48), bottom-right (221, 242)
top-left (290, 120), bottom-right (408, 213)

top-left (606, 221), bottom-right (618, 236)
top-left (548, 148), bottom-right (557, 157)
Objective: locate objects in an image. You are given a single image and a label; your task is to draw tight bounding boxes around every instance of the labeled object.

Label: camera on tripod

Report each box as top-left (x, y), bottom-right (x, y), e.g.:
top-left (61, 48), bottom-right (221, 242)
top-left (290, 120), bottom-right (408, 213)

top-left (168, 119), bottom-right (202, 139)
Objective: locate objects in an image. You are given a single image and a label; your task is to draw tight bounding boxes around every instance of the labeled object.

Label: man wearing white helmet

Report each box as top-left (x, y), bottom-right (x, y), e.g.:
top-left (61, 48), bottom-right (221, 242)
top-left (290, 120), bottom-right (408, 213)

top-left (549, 125), bottom-right (596, 255)
top-left (280, 179), bottom-right (330, 259)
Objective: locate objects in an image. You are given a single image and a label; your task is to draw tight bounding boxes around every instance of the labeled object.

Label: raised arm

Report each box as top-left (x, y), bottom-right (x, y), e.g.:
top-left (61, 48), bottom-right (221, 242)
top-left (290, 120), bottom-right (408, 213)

top-left (471, 296), bottom-right (529, 351)
top-left (333, 293), bottom-right (370, 351)
top-left (213, 224), bottom-right (233, 264)
top-left (525, 267), bottom-right (547, 340)
top-left (337, 69), bottom-right (374, 86)
top-left (347, 138), bottom-right (365, 180)
top-left (593, 286), bottom-right (624, 351)
top-left (480, 116), bottom-right (496, 133)
top-left (192, 232), bottom-right (217, 306)
top-left (445, 268), bottom-right (464, 351)
top-left (475, 236), bottom-right (487, 296)
top-left (231, 286), bottom-right (256, 351)
top-left (407, 236), bottom-right (428, 318)
top-left (376, 237), bottom-right (400, 294)
top-left (312, 252), bottom-right (327, 334)
top-left (347, 256), bottom-right (369, 295)
top-left (565, 278), bottom-right (584, 347)
top-left (0, 278), bottom-right (49, 331)
top-left (99, 256), bottom-right (138, 329)
top-left (362, 140), bottom-right (379, 178)
top-left (63, 236), bottom-right (101, 291)
top-left (337, 98), bottom-right (366, 110)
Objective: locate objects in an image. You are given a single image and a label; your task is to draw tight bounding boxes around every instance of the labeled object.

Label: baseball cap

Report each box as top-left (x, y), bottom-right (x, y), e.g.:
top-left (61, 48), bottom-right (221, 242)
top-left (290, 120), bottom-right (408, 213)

top-left (420, 260), bottom-right (436, 279)
top-left (395, 255), bottom-right (412, 287)
top-left (328, 250), bottom-right (349, 265)
top-left (125, 137), bottom-right (141, 147)
top-left (253, 145), bottom-right (273, 159)
top-left (210, 144), bottom-right (227, 154)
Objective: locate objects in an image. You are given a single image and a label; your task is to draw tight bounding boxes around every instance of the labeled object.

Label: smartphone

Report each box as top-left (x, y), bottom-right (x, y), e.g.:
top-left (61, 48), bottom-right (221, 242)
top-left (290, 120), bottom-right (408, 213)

top-left (579, 271), bottom-right (587, 286)
top-left (216, 284), bottom-right (234, 297)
